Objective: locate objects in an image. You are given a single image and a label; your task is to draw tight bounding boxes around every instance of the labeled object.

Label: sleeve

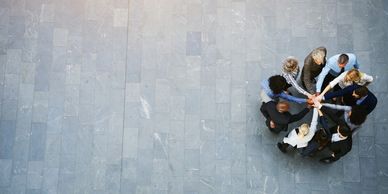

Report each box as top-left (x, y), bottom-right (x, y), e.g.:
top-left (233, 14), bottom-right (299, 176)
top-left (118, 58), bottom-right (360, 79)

top-left (333, 142), bottom-right (351, 159)
top-left (361, 72), bottom-right (373, 84)
top-left (319, 115), bottom-right (331, 136)
top-left (304, 109), bottom-right (319, 142)
top-left (324, 84), bottom-right (361, 100)
top-left (286, 73), bottom-right (311, 96)
top-left (320, 106), bottom-right (346, 126)
top-left (322, 103), bottom-right (352, 112)
top-left (288, 108), bottom-right (310, 123)
top-left (303, 57), bottom-right (315, 94)
top-left (260, 103), bottom-right (270, 120)
top-left (354, 58), bottom-right (359, 69)
top-left (329, 71), bottom-right (346, 88)
top-left (316, 66), bottom-right (331, 93)
top-left (261, 79), bottom-right (273, 98)
top-left (279, 92), bottom-right (307, 104)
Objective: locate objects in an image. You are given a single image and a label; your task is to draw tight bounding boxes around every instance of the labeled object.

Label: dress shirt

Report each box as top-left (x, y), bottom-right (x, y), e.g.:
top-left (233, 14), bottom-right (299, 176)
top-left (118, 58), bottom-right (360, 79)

top-left (316, 53), bottom-right (359, 92)
top-left (261, 79), bottom-right (307, 104)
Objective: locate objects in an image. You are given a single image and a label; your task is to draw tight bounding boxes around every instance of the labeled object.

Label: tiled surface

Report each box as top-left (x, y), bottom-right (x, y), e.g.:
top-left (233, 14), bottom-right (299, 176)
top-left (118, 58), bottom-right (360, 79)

top-left (1, 0), bottom-right (388, 193)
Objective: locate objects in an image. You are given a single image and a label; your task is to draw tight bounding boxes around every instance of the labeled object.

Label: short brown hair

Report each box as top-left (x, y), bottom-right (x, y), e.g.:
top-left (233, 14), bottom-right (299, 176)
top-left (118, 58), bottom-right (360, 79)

top-left (338, 54), bottom-right (349, 64)
top-left (354, 86), bottom-right (369, 97)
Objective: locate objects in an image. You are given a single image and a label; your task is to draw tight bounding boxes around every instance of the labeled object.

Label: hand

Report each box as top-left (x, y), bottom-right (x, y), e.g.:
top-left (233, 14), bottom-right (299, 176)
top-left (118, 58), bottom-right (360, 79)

top-left (315, 94), bottom-right (323, 102)
top-left (307, 98), bottom-right (314, 105)
top-left (270, 120), bottom-right (276, 128)
top-left (315, 92), bottom-right (320, 96)
top-left (313, 100), bottom-right (322, 109)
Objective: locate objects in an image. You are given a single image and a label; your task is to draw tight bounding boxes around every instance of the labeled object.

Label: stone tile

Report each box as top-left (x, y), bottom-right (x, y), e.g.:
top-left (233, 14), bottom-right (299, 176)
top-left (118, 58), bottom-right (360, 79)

top-left (0, 120), bottom-right (16, 159)
top-left (28, 122), bottom-right (47, 161)
top-left (0, 159), bottom-right (12, 187)
top-left (186, 32), bottom-right (202, 56)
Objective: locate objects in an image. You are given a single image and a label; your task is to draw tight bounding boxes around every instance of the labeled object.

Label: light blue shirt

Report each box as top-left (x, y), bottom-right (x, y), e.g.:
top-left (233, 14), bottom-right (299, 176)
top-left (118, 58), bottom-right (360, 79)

top-left (356, 95), bottom-right (368, 105)
top-left (316, 53), bottom-right (359, 92)
top-left (261, 79), bottom-right (307, 104)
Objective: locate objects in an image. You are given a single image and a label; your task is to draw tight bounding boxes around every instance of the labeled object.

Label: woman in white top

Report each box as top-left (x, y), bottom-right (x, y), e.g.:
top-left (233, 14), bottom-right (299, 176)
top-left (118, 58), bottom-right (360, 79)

top-left (318, 69), bottom-right (373, 99)
top-left (277, 108), bottom-right (318, 152)
top-left (281, 57), bottom-right (313, 98)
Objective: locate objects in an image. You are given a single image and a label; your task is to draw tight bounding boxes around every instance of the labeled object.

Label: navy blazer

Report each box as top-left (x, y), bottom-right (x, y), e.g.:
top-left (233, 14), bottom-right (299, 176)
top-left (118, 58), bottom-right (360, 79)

top-left (324, 84), bottom-right (377, 114)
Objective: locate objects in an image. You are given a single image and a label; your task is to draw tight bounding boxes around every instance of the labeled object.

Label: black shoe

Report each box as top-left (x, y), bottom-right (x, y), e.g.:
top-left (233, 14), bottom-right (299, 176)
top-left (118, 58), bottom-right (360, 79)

top-left (277, 142), bottom-right (287, 153)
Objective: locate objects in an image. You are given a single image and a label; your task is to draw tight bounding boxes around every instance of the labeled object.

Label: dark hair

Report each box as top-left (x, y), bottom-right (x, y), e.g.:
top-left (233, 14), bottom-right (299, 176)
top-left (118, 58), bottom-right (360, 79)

top-left (338, 124), bottom-right (351, 137)
top-left (268, 75), bottom-right (287, 94)
top-left (350, 105), bottom-right (368, 125)
top-left (338, 54), bottom-right (349, 64)
top-left (354, 86), bottom-right (369, 97)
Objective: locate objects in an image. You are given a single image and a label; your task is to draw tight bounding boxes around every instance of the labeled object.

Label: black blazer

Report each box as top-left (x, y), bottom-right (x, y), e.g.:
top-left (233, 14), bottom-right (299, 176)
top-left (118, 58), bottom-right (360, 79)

top-left (328, 125), bottom-right (352, 161)
top-left (260, 101), bottom-right (310, 133)
top-left (324, 84), bottom-right (377, 114)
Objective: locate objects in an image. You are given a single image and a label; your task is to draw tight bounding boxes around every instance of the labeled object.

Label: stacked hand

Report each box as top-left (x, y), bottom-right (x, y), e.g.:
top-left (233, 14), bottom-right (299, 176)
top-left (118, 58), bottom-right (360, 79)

top-left (307, 93), bottom-right (323, 109)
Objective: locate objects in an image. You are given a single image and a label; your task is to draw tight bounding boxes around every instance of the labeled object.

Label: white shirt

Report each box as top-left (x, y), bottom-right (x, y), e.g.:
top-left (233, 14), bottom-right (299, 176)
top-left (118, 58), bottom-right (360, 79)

top-left (283, 109), bottom-right (318, 148)
top-left (329, 71), bottom-right (373, 89)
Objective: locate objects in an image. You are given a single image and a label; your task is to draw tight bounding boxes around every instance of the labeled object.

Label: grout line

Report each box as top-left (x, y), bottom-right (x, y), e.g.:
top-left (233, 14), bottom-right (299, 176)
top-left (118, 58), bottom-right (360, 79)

top-left (119, 0), bottom-right (131, 193)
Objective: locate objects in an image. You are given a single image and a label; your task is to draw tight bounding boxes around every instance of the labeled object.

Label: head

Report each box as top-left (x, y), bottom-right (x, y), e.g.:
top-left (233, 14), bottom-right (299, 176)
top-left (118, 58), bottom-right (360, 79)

top-left (352, 86), bottom-right (369, 99)
top-left (276, 101), bottom-right (290, 113)
top-left (344, 69), bottom-right (361, 82)
top-left (337, 124), bottom-right (351, 137)
top-left (268, 75), bottom-right (287, 94)
top-left (337, 54), bottom-right (349, 68)
top-left (299, 123), bottom-right (310, 136)
top-left (349, 105), bottom-right (368, 125)
top-left (312, 49), bottom-right (325, 65)
top-left (282, 56), bottom-right (299, 73)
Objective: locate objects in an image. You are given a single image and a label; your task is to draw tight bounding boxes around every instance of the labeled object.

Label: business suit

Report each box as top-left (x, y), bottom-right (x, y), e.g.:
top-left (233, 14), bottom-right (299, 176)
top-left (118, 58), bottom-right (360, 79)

top-left (319, 107), bottom-right (352, 163)
top-left (301, 47), bottom-right (327, 94)
top-left (260, 101), bottom-right (310, 133)
top-left (324, 84), bottom-right (377, 114)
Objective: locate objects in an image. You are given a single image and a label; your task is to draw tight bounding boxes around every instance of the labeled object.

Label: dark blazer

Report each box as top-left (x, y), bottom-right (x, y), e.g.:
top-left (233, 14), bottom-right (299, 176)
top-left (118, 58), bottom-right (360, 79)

top-left (328, 126), bottom-right (352, 161)
top-left (301, 47), bottom-right (327, 94)
top-left (260, 101), bottom-right (310, 133)
top-left (324, 84), bottom-right (377, 114)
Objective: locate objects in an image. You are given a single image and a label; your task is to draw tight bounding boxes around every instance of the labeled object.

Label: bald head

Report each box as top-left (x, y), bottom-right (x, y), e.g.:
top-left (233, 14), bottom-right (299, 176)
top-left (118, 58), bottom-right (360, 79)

top-left (276, 101), bottom-right (290, 113)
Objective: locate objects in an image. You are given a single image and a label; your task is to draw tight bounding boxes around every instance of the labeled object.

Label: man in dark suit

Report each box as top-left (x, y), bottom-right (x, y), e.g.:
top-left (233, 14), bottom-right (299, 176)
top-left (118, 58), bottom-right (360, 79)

top-left (323, 85), bottom-right (377, 114)
top-left (260, 101), bottom-right (311, 134)
top-left (319, 124), bottom-right (352, 163)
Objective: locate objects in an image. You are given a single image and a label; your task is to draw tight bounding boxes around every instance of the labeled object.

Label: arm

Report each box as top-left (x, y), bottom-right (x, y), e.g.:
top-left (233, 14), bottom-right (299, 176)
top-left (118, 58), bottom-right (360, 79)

top-left (318, 109), bottom-right (331, 136)
top-left (332, 142), bottom-right (351, 160)
top-left (320, 72), bottom-right (346, 97)
top-left (302, 57), bottom-right (316, 94)
top-left (304, 109), bottom-right (319, 141)
top-left (320, 106), bottom-right (345, 126)
top-left (324, 84), bottom-right (361, 100)
top-left (316, 66), bottom-right (331, 93)
top-left (260, 79), bottom-right (273, 98)
top-left (285, 73), bottom-right (311, 97)
top-left (360, 72), bottom-right (373, 85)
top-left (322, 103), bottom-right (352, 112)
top-left (279, 92), bottom-right (307, 104)
top-left (288, 108), bottom-right (310, 123)
top-left (260, 103), bottom-right (270, 120)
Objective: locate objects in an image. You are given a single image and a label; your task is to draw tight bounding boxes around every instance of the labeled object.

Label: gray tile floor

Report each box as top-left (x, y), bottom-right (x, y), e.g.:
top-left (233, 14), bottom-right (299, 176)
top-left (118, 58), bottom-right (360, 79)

top-left (1, 0), bottom-right (388, 193)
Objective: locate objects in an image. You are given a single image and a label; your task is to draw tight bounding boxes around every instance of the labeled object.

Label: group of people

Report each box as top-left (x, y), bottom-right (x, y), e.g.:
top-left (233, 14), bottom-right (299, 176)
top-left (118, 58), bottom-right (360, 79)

top-left (260, 47), bottom-right (378, 163)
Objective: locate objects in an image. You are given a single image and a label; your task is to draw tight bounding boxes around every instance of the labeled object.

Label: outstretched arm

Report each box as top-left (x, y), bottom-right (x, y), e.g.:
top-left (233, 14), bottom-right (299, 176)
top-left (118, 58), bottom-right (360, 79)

top-left (324, 84), bottom-right (361, 100)
top-left (284, 73), bottom-right (312, 97)
top-left (316, 66), bottom-right (331, 93)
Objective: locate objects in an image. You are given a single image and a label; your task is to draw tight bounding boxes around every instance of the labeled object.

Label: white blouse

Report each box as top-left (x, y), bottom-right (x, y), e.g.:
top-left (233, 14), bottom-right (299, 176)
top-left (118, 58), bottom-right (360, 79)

top-left (283, 109), bottom-right (318, 148)
top-left (329, 71), bottom-right (373, 89)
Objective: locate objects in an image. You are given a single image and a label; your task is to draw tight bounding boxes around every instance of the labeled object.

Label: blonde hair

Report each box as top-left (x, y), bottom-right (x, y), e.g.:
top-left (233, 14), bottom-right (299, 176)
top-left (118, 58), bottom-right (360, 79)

top-left (345, 69), bottom-right (361, 82)
top-left (282, 56), bottom-right (299, 73)
top-left (312, 49), bottom-right (325, 64)
top-left (299, 123), bottom-right (310, 136)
